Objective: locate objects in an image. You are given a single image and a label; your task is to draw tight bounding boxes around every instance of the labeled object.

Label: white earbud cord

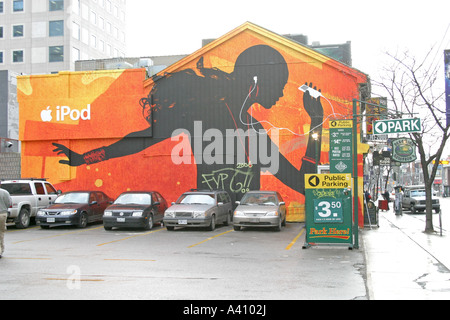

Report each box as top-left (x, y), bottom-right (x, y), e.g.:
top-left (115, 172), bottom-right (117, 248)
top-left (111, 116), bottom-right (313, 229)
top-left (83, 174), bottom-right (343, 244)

top-left (239, 82), bottom-right (347, 137)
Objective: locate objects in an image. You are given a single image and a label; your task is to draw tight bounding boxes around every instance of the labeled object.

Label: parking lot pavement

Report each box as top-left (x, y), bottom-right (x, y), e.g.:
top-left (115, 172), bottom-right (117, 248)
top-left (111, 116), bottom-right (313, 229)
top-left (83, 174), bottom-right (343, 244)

top-left (0, 222), bottom-right (368, 301)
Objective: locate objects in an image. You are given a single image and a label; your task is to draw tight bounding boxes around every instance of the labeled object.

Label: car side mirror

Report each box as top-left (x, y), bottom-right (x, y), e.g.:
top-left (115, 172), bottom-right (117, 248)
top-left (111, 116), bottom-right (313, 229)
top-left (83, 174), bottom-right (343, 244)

top-left (235, 201), bottom-right (240, 205)
top-left (279, 202), bottom-right (285, 205)
top-left (153, 201), bottom-right (160, 206)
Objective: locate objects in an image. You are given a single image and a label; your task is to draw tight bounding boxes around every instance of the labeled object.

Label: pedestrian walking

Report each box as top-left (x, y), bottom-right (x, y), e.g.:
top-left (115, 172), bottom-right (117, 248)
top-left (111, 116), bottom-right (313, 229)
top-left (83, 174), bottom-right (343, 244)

top-left (0, 181), bottom-right (12, 258)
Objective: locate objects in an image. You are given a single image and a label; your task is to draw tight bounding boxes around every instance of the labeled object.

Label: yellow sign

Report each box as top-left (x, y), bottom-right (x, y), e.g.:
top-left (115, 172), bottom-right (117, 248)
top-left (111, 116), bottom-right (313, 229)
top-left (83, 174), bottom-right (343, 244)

top-left (305, 174), bottom-right (352, 189)
top-left (330, 120), bottom-right (353, 129)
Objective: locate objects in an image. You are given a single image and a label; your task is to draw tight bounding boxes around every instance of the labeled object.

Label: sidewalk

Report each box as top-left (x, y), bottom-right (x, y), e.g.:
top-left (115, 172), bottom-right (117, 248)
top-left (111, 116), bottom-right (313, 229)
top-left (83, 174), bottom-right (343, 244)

top-left (361, 205), bottom-right (450, 300)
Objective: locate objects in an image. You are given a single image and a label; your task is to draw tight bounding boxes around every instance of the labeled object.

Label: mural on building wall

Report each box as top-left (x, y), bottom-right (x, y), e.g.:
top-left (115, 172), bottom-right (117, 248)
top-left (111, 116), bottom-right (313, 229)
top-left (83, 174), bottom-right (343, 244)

top-left (18, 24), bottom-right (368, 221)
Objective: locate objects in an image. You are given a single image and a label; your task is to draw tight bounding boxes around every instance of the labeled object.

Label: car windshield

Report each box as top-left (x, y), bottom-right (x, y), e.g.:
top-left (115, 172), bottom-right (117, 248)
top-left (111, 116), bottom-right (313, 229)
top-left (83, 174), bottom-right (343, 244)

top-left (177, 194), bottom-right (215, 205)
top-left (114, 193), bottom-right (151, 205)
top-left (55, 192), bottom-right (89, 204)
top-left (240, 193), bottom-right (277, 205)
top-left (410, 190), bottom-right (426, 197)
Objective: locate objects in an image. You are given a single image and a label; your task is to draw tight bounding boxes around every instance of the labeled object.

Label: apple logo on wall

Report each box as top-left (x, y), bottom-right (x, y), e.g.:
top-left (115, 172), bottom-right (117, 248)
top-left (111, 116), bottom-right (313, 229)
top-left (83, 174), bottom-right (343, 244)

top-left (41, 107), bottom-right (52, 122)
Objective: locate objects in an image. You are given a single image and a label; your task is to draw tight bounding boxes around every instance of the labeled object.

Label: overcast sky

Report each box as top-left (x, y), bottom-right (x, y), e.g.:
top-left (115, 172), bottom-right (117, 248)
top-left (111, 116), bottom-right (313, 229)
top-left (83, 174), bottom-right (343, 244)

top-left (125, 0), bottom-right (450, 88)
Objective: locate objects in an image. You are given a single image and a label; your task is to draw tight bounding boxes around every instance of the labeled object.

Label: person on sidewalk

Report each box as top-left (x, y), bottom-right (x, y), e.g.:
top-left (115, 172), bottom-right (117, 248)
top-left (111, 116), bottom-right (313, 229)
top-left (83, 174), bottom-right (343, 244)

top-left (0, 182), bottom-right (12, 259)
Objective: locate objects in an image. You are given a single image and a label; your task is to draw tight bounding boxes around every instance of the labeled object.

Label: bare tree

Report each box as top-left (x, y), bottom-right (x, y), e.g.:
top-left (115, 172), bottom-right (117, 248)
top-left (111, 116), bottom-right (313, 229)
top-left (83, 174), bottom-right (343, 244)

top-left (374, 49), bottom-right (450, 233)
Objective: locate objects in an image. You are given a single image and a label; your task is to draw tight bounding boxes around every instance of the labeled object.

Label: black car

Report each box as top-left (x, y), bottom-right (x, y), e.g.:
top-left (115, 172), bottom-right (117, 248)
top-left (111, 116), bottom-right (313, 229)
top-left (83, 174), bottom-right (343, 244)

top-left (103, 191), bottom-right (168, 230)
top-left (36, 191), bottom-right (113, 229)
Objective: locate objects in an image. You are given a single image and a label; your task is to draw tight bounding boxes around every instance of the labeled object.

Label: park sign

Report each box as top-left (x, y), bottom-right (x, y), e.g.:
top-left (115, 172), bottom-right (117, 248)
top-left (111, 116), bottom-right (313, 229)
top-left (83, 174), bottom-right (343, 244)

top-left (373, 118), bottom-right (421, 135)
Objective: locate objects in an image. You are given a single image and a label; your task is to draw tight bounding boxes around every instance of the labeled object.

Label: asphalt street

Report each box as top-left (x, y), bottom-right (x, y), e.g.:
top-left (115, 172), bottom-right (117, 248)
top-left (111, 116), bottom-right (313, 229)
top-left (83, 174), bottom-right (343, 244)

top-left (2, 197), bottom-right (450, 301)
top-left (0, 219), bottom-right (367, 301)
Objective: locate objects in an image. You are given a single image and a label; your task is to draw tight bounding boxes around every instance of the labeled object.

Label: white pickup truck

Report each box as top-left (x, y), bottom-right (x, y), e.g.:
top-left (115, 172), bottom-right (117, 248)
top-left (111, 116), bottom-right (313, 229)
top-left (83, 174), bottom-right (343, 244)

top-left (0, 179), bottom-right (60, 229)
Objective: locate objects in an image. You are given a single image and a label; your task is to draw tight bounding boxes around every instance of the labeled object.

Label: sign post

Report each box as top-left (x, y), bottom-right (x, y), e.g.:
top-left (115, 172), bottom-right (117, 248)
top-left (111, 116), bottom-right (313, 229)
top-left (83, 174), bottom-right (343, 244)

top-left (303, 174), bottom-right (353, 249)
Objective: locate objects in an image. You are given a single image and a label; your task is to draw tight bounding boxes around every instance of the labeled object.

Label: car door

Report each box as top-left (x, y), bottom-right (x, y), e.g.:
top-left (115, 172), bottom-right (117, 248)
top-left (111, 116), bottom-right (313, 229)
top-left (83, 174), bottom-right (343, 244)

top-left (44, 183), bottom-right (59, 204)
top-left (151, 193), bottom-right (163, 222)
top-left (88, 192), bottom-right (101, 222)
top-left (34, 182), bottom-right (48, 214)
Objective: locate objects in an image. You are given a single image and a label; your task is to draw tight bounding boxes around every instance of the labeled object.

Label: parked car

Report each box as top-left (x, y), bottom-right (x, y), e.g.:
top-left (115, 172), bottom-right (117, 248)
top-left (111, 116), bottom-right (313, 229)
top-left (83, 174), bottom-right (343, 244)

top-left (233, 191), bottom-right (286, 231)
top-left (103, 191), bottom-right (167, 230)
top-left (163, 189), bottom-right (232, 231)
top-left (402, 185), bottom-right (440, 214)
top-left (0, 179), bottom-right (60, 229)
top-left (36, 191), bottom-right (112, 229)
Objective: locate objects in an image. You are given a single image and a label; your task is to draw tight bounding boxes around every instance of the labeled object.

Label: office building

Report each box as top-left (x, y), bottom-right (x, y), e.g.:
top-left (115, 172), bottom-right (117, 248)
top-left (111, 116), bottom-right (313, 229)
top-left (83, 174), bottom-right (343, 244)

top-left (0, 0), bottom-right (127, 75)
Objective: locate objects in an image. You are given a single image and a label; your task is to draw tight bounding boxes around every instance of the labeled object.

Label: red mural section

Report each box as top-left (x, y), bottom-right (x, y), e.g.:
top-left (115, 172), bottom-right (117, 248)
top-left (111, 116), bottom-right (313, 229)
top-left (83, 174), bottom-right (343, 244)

top-left (17, 24), bottom-right (368, 223)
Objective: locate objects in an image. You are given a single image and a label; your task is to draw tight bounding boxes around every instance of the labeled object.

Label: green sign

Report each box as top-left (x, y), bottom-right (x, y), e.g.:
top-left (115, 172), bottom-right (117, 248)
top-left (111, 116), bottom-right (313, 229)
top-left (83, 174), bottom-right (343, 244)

top-left (304, 174), bottom-right (353, 249)
top-left (373, 118), bottom-right (421, 135)
top-left (329, 120), bottom-right (353, 174)
top-left (392, 138), bottom-right (417, 163)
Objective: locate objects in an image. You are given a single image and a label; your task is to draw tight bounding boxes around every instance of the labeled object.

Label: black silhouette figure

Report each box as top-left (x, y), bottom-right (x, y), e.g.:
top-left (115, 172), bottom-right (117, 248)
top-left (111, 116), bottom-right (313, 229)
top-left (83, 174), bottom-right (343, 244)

top-left (53, 45), bottom-right (324, 198)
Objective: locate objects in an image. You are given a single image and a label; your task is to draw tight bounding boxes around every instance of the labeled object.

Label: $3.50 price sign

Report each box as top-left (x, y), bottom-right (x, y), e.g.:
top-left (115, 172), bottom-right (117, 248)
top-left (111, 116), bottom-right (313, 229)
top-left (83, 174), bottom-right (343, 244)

top-left (313, 198), bottom-right (344, 223)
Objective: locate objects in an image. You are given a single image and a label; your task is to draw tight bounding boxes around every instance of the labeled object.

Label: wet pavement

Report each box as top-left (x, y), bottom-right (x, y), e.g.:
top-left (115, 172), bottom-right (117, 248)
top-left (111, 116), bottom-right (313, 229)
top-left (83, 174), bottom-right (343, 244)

top-left (361, 198), bottom-right (450, 300)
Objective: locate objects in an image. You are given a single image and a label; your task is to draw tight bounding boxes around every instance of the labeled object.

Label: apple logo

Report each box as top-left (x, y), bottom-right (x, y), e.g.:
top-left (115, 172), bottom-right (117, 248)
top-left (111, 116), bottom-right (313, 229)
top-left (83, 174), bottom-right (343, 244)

top-left (41, 106), bottom-right (52, 122)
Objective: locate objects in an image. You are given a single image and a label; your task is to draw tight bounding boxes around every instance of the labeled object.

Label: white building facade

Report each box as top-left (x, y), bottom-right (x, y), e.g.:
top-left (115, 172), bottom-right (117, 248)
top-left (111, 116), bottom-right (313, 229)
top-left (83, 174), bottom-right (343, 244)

top-left (0, 0), bottom-right (127, 75)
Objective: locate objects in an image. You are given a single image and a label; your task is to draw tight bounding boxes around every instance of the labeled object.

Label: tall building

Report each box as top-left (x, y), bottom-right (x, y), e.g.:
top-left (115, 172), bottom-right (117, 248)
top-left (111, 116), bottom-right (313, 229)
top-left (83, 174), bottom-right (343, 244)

top-left (0, 0), bottom-right (127, 75)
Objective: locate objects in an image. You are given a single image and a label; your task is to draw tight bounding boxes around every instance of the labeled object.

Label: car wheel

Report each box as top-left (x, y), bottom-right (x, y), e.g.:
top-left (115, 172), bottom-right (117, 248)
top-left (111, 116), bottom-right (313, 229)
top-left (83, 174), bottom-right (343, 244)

top-left (104, 226), bottom-right (113, 231)
top-left (166, 226), bottom-right (175, 231)
top-left (208, 215), bottom-right (216, 231)
top-left (234, 226), bottom-right (241, 231)
top-left (145, 214), bottom-right (154, 230)
top-left (16, 207), bottom-right (30, 229)
top-left (78, 212), bottom-right (88, 228)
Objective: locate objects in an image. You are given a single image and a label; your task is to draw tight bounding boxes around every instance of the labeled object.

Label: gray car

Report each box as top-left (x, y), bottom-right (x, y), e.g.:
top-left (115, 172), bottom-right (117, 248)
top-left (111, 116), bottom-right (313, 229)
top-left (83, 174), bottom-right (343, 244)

top-left (233, 191), bottom-right (286, 231)
top-left (163, 189), bottom-right (232, 231)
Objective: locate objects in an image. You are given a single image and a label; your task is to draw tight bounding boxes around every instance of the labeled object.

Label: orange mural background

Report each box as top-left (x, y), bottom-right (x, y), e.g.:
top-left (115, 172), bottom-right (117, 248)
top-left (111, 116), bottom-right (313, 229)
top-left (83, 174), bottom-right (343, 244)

top-left (17, 24), bottom-right (368, 222)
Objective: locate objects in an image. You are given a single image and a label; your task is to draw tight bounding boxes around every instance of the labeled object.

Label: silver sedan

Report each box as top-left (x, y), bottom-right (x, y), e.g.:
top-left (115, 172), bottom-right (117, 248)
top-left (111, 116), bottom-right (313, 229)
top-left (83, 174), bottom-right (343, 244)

top-left (233, 191), bottom-right (286, 231)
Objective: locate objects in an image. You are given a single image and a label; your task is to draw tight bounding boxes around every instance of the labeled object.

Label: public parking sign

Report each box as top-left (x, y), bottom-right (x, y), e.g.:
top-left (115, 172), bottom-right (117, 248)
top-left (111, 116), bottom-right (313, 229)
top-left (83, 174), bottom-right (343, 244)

top-left (373, 118), bottom-right (421, 135)
top-left (304, 174), bottom-right (353, 249)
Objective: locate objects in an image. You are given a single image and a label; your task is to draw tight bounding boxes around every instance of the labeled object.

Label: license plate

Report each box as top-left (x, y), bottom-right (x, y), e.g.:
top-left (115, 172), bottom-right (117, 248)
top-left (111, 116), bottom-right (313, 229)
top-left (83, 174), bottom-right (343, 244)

top-left (117, 217), bottom-right (126, 223)
top-left (47, 218), bottom-right (55, 223)
top-left (178, 220), bottom-right (188, 225)
top-left (249, 218), bottom-right (260, 223)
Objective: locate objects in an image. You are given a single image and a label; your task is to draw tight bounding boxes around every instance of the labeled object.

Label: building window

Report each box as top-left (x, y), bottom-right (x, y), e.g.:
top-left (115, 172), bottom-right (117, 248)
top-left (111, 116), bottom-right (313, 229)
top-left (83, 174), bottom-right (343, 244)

top-left (49, 0), bottom-right (64, 11)
top-left (49, 20), bottom-right (64, 37)
top-left (0, 51), bottom-right (4, 64)
top-left (72, 22), bottom-right (80, 40)
top-left (49, 45), bottom-right (64, 62)
top-left (0, 26), bottom-right (3, 39)
top-left (13, 0), bottom-right (24, 12)
top-left (13, 50), bottom-right (24, 63)
top-left (13, 25), bottom-right (24, 37)
top-left (0, 1), bottom-right (4, 14)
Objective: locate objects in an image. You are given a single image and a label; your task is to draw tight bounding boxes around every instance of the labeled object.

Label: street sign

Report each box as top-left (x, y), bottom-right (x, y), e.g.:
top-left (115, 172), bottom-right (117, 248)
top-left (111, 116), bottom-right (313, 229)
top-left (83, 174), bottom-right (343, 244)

top-left (329, 120), bottom-right (353, 174)
top-left (373, 118), bottom-right (421, 135)
top-left (304, 174), bottom-right (353, 249)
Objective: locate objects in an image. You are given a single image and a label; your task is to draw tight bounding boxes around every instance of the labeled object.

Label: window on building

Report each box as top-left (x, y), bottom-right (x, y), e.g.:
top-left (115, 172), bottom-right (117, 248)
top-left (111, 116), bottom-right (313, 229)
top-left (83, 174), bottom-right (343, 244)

top-left (0, 51), bottom-right (4, 64)
top-left (49, 46), bottom-right (64, 62)
top-left (13, 50), bottom-right (24, 63)
top-left (0, 2), bottom-right (4, 14)
top-left (13, 0), bottom-right (24, 12)
top-left (72, 22), bottom-right (80, 40)
top-left (0, 26), bottom-right (3, 39)
top-left (49, 20), bottom-right (64, 36)
top-left (49, 0), bottom-right (64, 11)
top-left (13, 25), bottom-right (24, 37)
